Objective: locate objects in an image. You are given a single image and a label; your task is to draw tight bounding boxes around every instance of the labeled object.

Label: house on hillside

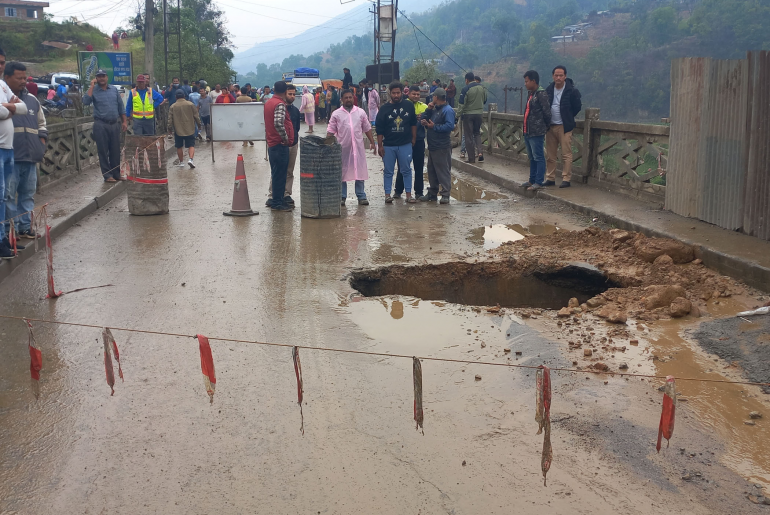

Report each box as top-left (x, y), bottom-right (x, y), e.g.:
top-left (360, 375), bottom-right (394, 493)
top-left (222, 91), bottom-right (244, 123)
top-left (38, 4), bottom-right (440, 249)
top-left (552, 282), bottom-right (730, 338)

top-left (0, 0), bottom-right (48, 21)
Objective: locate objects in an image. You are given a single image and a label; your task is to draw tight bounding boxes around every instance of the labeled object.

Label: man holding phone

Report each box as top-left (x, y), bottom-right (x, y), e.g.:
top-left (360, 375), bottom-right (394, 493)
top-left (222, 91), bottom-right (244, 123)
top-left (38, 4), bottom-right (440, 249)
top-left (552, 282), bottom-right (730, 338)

top-left (420, 88), bottom-right (455, 204)
top-left (82, 69), bottom-right (126, 182)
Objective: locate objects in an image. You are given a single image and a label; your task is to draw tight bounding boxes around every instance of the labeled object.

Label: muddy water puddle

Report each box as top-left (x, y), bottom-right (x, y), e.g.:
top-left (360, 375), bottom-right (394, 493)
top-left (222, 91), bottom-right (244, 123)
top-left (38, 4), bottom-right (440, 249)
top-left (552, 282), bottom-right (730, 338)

top-left (648, 307), bottom-right (770, 486)
top-left (422, 173), bottom-right (508, 202)
top-left (468, 224), bottom-right (561, 250)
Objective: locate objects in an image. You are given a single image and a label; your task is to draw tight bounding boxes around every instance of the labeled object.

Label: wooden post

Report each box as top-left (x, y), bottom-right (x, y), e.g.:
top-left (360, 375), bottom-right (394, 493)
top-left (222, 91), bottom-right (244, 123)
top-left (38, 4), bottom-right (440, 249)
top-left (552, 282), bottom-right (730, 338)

top-left (72, 120), bottom-right (81, 172)
top-left (487, 103), bottom-right (497, 153)
top-left (583, 107), bottom-right (600, 181)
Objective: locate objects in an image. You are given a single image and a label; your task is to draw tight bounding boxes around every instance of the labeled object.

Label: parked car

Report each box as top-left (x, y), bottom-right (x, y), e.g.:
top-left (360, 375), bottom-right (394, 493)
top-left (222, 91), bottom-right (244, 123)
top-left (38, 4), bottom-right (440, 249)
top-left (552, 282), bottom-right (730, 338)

top-left (34, 72), bottom-right (80, 100)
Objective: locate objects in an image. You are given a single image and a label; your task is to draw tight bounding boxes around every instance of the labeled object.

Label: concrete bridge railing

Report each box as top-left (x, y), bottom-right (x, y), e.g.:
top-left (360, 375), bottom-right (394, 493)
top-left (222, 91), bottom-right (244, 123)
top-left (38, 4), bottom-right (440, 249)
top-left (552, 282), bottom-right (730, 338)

top-left (459, 106), bottom-right (670, 202)
top-left (39, 105), bottom-right (170, 189)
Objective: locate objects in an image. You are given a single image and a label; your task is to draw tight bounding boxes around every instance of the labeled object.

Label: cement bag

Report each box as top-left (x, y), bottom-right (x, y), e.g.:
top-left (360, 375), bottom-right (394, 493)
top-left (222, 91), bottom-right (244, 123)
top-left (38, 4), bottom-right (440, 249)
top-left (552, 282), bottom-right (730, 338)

top-left (299, 135), bottom-right (341, 219)
top-left (125, 134), bottom-right (169, 216)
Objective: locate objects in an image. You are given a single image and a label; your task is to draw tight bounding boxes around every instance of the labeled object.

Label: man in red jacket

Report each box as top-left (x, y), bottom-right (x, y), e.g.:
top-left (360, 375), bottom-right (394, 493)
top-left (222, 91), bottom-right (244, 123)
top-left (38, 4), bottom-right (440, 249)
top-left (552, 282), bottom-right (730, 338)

top-left (264, 80), bottom-right (294, 211)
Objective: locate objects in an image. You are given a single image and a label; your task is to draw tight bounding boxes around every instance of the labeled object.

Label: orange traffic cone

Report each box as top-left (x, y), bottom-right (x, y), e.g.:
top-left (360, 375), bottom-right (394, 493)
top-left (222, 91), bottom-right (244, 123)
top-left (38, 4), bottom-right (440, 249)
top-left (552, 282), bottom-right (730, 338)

top-left (223, 154), bottom-right (259, 217)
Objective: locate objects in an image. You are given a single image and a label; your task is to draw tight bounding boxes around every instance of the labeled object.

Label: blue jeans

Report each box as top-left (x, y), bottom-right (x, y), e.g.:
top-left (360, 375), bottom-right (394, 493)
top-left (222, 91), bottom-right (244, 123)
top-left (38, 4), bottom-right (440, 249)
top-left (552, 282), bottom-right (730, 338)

top-left (267, 144), bottom-right (290, 208)
top-left (524, 134), bottom-right (546, 186)
top-left (383, 143), bottom-right (412, 194)
top-left (4, 161), bottom-right (37, 234)
top-left (342, 180), bottom-right (366, 200)
top-left (0, 148), bottom-right (14, 242)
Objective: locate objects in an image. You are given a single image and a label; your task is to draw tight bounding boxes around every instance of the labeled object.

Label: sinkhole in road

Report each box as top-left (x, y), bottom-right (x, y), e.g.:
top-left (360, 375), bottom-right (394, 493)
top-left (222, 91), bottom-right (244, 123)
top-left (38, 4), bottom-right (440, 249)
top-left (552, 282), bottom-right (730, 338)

top-left (350, 261), bottom-right (621, 310)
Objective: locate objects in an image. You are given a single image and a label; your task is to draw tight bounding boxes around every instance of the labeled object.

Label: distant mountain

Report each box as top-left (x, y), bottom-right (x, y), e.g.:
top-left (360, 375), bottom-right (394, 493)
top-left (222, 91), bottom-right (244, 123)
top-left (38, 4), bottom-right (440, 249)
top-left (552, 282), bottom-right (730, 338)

top-left (231, 0), bottom-right (443, 73)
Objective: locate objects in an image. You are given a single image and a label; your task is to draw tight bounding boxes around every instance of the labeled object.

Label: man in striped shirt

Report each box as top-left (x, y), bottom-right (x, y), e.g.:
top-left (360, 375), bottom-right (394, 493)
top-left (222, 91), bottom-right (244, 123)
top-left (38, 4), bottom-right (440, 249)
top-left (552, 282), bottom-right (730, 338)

top-left (263, 80), bottom-right (294, 212)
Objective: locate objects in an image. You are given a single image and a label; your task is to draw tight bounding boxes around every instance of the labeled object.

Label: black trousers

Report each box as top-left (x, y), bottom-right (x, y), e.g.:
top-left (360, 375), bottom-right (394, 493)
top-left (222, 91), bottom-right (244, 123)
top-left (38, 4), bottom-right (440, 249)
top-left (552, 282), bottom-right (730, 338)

top-left (395, 138), bottom-right (426, 196)
top-left (93, 119), bottom-right (121, 180)
top-left (267, 145), bottom-right (290, 208)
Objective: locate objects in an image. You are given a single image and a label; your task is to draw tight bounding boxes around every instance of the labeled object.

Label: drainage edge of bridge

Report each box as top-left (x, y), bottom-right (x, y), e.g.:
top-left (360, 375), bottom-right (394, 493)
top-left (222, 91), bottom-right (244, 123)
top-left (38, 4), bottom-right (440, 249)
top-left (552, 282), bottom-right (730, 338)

top-left (451, 157), bottom-right (770, 293)
top-left (0, 180), bottom-right (128, 285)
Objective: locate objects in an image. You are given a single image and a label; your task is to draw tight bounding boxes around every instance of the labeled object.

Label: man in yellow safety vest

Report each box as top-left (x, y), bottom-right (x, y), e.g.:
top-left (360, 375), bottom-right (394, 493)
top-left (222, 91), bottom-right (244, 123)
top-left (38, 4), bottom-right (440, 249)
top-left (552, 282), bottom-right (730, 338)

top-left (126, 74), bottom-right (166, 135)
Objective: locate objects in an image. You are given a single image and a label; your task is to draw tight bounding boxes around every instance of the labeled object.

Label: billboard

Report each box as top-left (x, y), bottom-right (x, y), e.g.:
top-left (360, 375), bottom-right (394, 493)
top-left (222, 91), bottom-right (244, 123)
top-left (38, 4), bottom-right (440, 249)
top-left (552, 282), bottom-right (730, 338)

top-left (78, 52), bottom-right (133, 86)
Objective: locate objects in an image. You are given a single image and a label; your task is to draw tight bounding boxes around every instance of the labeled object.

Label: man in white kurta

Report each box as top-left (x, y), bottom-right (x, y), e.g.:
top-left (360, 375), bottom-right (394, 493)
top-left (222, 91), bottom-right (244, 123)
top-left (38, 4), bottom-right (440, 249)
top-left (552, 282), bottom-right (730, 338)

top-left (327, 89), bottom-right (376, 206)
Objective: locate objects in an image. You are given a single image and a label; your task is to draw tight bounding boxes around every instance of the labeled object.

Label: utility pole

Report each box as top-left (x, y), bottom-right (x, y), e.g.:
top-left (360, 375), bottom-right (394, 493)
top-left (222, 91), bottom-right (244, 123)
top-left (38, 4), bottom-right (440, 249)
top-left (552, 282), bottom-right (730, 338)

top-left (163, 0), bottom-right (169, 86)
top-left (374, 0), bottom-right (397, 87)
top-left (144, 0), bottom-right (154, 82)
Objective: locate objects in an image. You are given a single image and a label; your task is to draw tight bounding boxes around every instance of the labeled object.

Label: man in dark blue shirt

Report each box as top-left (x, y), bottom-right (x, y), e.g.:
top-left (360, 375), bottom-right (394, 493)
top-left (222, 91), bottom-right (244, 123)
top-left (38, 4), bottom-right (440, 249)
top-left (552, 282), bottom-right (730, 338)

top-left (82, 69), bottom-right (126, 182)
top-left (165, 77), bottom-right (185, 106)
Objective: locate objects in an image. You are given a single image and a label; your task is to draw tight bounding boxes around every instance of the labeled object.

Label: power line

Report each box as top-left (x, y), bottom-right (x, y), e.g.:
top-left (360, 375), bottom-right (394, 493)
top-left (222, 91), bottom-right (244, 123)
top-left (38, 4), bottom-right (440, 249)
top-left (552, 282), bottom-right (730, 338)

top-left (396, 8), bottom-right (466, 73)
top-left (218, 1), bottom-right (364, 28)
top-left (237, 0), bottom-right (358, 19)
top-left (231, 16), bottom-right (369, 59)
top-left (413, 27), bottom-right (424, 62)
top-left (3, 314), bottom-right (770, 388)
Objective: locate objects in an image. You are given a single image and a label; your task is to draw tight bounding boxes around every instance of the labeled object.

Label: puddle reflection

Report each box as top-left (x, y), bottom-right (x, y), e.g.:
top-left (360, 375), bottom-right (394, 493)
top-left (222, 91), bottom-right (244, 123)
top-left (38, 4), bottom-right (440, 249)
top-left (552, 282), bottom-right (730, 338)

top-left (468, 224), bottom-right (561, 250)
top-left (650, 317), bottom-right (770, 486)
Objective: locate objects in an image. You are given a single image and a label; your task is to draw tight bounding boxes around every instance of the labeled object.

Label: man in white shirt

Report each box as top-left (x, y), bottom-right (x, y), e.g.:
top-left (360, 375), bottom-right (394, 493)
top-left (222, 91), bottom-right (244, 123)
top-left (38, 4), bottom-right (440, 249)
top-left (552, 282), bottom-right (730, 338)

top-left (0, 50), bottom-right (29, 259)
top-left (210, 84), bottom-right (222, 101)
top-left (544, 65), bottom-right (582, 188)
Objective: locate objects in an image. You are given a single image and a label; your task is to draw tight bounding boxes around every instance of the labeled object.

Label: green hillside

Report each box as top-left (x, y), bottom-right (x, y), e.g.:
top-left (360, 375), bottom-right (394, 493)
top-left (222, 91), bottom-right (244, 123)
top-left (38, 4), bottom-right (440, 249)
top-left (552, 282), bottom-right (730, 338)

top-left (240, 0), bottom-right (770, 122)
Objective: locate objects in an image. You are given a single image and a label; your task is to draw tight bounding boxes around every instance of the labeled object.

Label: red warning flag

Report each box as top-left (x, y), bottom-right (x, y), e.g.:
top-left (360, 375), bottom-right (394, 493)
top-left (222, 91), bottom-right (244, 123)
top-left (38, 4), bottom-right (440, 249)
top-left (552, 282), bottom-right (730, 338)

top-left (413, 357), bottom-right (424, 434)
top-left (292, 346), bottom-right (304, 436)
top-left (102, 330), bottom-right (116, 396)
top-left (535, 365), bottom-right (552, 486)
top-left (656, 376), bottom-right (677, 452)
top-left (197, 335), bottom-right (216, 403)
top-left (107, 329), bottom-right (124, 381)
top-left (25, 319), bottom-right (42, 399)
top-left (102, 328), bottom-right (123, 381)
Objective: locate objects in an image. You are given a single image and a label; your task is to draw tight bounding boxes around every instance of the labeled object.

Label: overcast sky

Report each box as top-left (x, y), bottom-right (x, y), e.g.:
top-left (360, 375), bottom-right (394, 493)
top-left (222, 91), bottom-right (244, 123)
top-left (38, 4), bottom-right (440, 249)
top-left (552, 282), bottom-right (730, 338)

top-left (46, 0), bottom-right (370, 51)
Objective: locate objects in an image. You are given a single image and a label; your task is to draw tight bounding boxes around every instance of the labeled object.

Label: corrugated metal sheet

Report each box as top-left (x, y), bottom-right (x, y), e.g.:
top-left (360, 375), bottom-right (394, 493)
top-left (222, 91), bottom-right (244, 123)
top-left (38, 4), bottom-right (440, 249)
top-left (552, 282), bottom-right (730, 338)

top-left (744, 51), bottom-right (770, 240)
top-left (667, 54), bottom-right (769, 240)
top-left (666, 58), bottom-right (706, 217)
top-left (696, 58), bottom-right (748, 230)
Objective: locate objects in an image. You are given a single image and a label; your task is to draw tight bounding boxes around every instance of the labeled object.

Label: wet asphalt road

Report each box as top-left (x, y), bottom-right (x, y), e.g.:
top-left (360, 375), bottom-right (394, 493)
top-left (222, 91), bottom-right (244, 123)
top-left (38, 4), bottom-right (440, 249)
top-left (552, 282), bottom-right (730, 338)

top-left (0, 140), bottom-right (728, 514)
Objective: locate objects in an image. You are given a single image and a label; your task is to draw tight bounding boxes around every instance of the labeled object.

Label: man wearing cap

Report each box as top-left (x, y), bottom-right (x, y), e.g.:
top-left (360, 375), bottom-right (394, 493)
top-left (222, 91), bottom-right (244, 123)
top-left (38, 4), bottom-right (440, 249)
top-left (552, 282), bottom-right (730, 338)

top-left (126, 74), bottom-right (165, 136)
top-left (83, 68), bottom-right (126, 182)
top-left (167, 89), bottom-right (200, 169)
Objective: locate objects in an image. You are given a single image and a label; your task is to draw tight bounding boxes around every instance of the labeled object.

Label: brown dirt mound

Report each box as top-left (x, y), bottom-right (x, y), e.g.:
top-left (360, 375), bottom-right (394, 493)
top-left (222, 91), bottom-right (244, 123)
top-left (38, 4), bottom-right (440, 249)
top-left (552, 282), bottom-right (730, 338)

top-left (493, 227), bottom-right (750, 320)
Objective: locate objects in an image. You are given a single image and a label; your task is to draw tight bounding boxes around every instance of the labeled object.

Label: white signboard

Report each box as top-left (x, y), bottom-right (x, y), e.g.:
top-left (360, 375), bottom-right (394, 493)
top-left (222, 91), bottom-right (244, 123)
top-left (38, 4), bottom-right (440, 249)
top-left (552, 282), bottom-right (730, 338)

top-left (210, 103), bottom-right (266, 141)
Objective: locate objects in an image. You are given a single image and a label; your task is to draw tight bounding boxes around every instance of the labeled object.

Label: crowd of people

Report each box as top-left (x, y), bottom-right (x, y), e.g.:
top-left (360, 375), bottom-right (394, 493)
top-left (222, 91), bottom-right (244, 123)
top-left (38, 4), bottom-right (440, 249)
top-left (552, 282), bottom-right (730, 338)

top-left (0, 49), bottom-right (47, 259)
top-left (0, 50), bottom-right (583, 249)
top-left (263, 72), bottom-right (457, 210)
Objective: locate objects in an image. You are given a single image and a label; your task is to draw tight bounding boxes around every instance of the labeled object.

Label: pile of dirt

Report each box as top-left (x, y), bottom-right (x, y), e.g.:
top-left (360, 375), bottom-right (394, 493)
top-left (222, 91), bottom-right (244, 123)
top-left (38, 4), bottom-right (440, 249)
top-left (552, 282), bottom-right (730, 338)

top-left (493, 227), bottom-right (759, 321)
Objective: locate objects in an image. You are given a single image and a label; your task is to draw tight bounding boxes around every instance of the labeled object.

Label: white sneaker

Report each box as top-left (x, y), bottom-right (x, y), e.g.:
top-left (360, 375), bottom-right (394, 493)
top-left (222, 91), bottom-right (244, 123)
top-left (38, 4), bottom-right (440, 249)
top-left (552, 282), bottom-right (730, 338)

top-left (176, 161), bottom-right (186, 167)
top-left (188, 159), bottom-right (195, 169)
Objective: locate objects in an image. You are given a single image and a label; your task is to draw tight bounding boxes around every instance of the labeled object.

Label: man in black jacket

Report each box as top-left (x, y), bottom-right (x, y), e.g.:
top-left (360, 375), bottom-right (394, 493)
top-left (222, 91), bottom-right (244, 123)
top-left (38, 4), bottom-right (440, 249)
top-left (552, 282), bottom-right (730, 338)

top-left (521, 70), bottom-right (551, 191)
top-left (342, 68), bottom-right (353, 90)
top-left (545, 65), bottom-right (581, 188)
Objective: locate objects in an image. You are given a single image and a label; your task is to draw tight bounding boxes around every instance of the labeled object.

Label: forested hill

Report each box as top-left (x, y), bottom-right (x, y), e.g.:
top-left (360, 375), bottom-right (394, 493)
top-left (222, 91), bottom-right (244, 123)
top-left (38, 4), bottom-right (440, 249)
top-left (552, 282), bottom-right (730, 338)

top-left (239, 0), bottom-right (770, 122)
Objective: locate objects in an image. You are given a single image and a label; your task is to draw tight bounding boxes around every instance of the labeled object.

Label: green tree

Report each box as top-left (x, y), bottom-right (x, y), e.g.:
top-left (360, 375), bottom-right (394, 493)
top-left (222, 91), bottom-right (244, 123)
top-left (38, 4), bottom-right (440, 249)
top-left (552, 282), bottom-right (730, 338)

top-left (492, 13), bottom-right (523, 56)
top-left (403, 61), bottom-right (448, 86)
top-left (152, 0), bottom-right (234, 85)
top-left (644, 6), bottom-right (677, 47)
top-left (688, 0), bottom-right (770, 56)
top-left (448, 43), bottom-right (479, 69)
